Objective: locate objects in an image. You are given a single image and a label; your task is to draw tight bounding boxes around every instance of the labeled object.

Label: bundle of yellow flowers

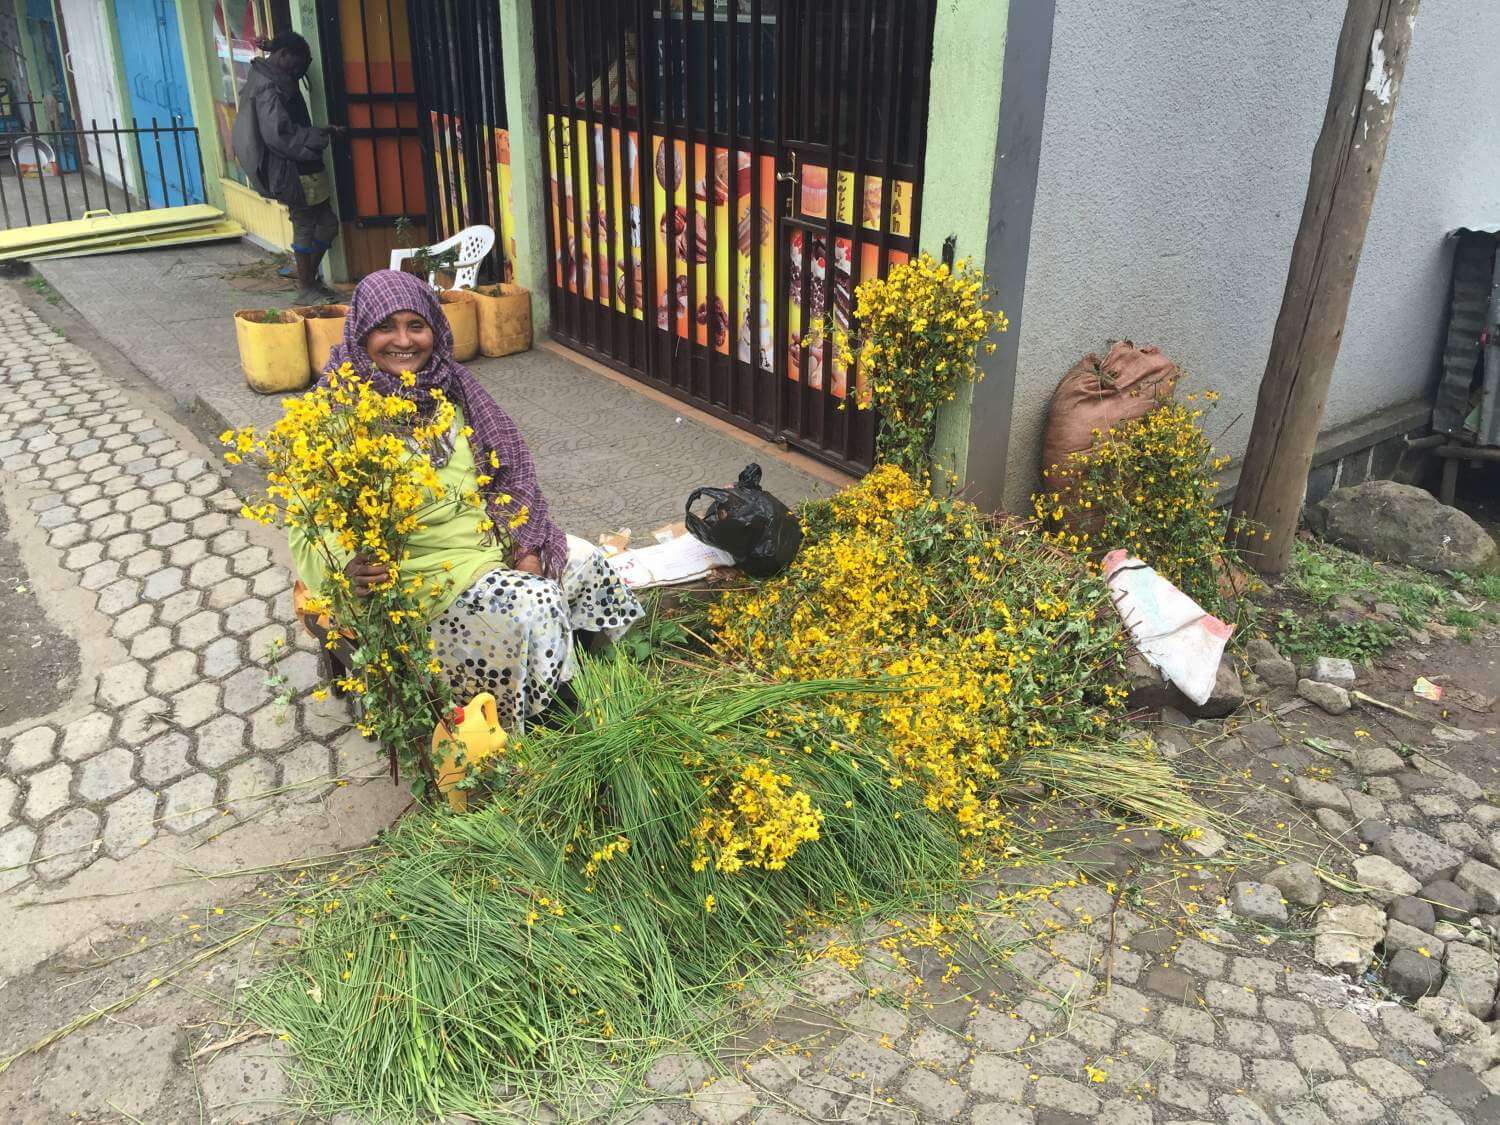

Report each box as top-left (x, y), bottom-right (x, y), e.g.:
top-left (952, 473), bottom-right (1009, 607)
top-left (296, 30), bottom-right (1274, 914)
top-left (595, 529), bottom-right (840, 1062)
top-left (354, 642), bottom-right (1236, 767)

top-left (712, 464), bottom-right (1128, 837)
top-left (221, 366), bottom-right (504, 790)
top-left (1033, 394), bottom-right (1254, 620)
top-left (829, 253), bottom-right (1008, 475)
top-left (691, 759), bottom-right (824, 873)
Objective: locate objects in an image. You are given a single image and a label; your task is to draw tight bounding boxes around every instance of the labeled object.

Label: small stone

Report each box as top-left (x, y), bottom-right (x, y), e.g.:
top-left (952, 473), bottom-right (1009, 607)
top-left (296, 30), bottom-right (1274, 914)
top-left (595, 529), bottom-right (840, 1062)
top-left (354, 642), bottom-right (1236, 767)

top-left (1293, 777), bottom-right (1351, 814)
top-left (1157, 1074), bottom-right (1212, 1114)
top-left (643, 1053), bottom-right (711, 1094)
top-left (690, 1078), bottom-right (758, 1125)
top-left (1353, 855), bottom-right (1422, 903)
top-left (1313, 1079), bottom-right (1383, 1124)
top-left (1232, 881), bottom-right (1288, 924)
top-left (1298, 679), bottom-right (1350, 714)
top-left (1379, 1005), bottom-right (1442, 1051)
top-left (1422, 879), bottom-right (1479, 924)
top-left (1469, 805), bottom-right (1500, 832)
top-left (1368, 776), bottom-right (1401, 800)
top-left (1184, 1042), bottom-right (1244, 1086)
top-left (1266, 862), bottom-right (1323, 907)
top-left (1289, 1034), bottom-right (1346, 1079)
top-left (1395, 1096), bottom-right (1466, 1125)
top-left (35, 808), bottom-right (100, 880)
top-left (1315, 808), bottom-right (1352, 836)
top-left (1264, 997), bottom-right (1315, 1027)
top-left (1384, 918), bottom-right (1441, 958)
top-left (827, 1034), bottom-right (906, 1085)
top-left (1376, 829), bottom-right (1464, 885)
top-left (908, 1027), bottom-right (967, 1074)
top-left (1440, 942), bottom-right (1499, 1017)
top-left (1253, 1058), bottom-right (1309, 1100)
top-left (1257, 658), bottom-right (1299, 688)
top-left (900, 1069), bottom-right (967, 1121)
top-left (1456, 860), bottom-right (1500, 912)
top-left (1320, 1008), bottom-right (1377, 1050)
top-left (970, 1054), bottom-right (1027, 1101)
top-left (1414, 995), bottom-right (1487, 1039)
top-left (1352, 744), bottom-right (1405, 776)
top-left (1352, 1057), bottom-right (1424, 1100)
top-left (1435, 920), bottom-right (1465, 942)
top-left (1174, 938), bottom-right (1228, 978)
top-left (1309, 657), bottom-right (1356, 689)
top-left (1313, 904), bottom-right (1384, 975)
top-left (1034, 1076), bottom-right (1099, 1116)
top-left (969, 1009), bottom-right (1032, 1052)
top-left (1247, 638), bottom-right (1284, 664)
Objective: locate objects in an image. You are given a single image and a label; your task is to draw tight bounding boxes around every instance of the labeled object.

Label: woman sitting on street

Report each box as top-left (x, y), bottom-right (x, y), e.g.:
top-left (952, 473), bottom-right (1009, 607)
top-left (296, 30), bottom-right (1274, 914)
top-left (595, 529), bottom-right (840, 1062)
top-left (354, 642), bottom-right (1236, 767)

top-left (289, 269), bottom-right (643, 730)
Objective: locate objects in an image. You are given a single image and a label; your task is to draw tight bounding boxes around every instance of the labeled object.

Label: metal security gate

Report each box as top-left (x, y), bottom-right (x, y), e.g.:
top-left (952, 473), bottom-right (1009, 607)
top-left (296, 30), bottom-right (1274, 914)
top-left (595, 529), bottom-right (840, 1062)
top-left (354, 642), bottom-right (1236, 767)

top-left (409, 0), bottom-right (512, 281)
top-left (533, 0), bottom-right (935, 474)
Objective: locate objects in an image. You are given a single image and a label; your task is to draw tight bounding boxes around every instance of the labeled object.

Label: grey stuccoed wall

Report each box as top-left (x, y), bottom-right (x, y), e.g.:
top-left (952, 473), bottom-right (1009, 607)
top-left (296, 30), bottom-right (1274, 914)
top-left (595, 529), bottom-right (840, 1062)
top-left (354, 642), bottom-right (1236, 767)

top-left (998, 0), bottom-right (1500, 511)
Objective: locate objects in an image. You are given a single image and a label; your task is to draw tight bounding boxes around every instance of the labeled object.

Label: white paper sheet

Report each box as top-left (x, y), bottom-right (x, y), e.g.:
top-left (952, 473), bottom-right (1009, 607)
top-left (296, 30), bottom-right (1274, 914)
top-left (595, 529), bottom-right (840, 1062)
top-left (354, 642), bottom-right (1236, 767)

top-left (607, 533), bottom-right (736, 589)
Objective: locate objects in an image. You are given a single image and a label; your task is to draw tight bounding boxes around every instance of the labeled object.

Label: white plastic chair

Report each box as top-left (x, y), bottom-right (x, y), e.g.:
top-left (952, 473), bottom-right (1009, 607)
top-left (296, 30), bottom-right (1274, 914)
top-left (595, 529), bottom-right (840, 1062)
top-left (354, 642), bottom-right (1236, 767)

top-left (389, 224), bottom-right (495, 290)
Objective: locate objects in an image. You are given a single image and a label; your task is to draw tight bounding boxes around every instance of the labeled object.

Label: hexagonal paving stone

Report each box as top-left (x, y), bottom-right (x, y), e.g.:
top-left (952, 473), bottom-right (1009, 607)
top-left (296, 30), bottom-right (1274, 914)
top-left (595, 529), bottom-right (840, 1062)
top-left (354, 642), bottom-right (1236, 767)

top-left (77, 746), bottom-right (136, 802)
top-left (101, 788), bottom-right (158, 859)
top-left (161, 773), bottom-right (218, 834)
top-left (123, 548), bottom-right (166, 580)
top-left (158, 588), bottom-right (203, 626)
top-left (195, 714), bottom-right (248, 770)
top-left (230, 546), bottom-right (272, 578)
top-left (5, 725), bottom-right (57, 773)
top-left (47, 523), bottom-right (87, 550)
top-left (279, 651), bottom-right (322, 694)
top-left (79, 558), bottom-right (121, 591)
top-left (129, 625), bottom-right (174, 662)
top-left (23, 761), bottom-right (73, 821)
top-left (0, 824), bottom-right (38, 892)
top-left (168, 496), bottom-right (205, 521)
top-left (96, 662), bottom-right (149, 708)
top-left (190, 512), bottom-right (230, 539)
top-left (175, 610), bottom-right (224, 650)
top-left (88, 513), bottom-right (128, 541)
top-left (0, 775), bottom-right (20, 829)
top-left (96, 578), bottom-right (142, 616)
top-left (140, 566), bottom-right (186, 602)
top-left (222, 667), bottom-right (273, 715)
top-left (169, 538), bottom-right (208, 568)
top-left (117, 697), bottom-right (170, 746)
top-left (209, 528), bottom-right (250, 557)
top-left (139, 732), bottom-right (193, 786)
top-left (62, 542), bottom-right (104, 572)
top-left (188, 556), bottom-right (232, 591)
top-left (76, 498), bottom-right (112, 522)
top-left (279, 742), bottom-right (333, 799)
top-left (212, 578), bottom-right (260, 615)
top-left (110, 488), bottom-right (149, 512)
top-left (149, 650), bottom-right (199, 696)
top-left (35, 808), bottom-right (100, 881)
top-left (60, 711), bottom-right (114, 762)
top-left (105, 531), bottom-right (148, 561)
top-left (169, 682), bottom-right (221, 728)
top-left (128, 504), bottom-right (168, 532)
top-left (150, 480), bottom-right (187, 505)
top-left (109, 603), bottom-right (156, 643)
top-left (224, 598), bottom-right (270, 636)
top-left (251, 568), bottom-right (291, 599)
top-left (248, 625), bottom-right (288, 663)
top-left (224, 757), bottom-right (278, 818)
top-left (249, 704), bottom-right (297, 752)
top-left (202, 636), bottom-right (245, 679)
top-left (146, 521), bottom-right (189, 550)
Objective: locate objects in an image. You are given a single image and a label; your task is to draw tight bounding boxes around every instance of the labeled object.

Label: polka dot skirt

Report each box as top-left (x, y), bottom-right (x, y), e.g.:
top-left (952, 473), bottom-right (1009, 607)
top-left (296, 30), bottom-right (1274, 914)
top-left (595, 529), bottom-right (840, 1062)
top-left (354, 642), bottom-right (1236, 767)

top-left (428, 535), bottom-right (643, 732)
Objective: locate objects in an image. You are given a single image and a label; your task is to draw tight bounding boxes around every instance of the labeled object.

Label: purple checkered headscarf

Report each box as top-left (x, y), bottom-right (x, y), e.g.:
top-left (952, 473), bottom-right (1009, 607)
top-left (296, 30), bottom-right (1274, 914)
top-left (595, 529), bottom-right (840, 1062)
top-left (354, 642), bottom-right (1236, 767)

top-left (324, 270), bottom-right (568, 579)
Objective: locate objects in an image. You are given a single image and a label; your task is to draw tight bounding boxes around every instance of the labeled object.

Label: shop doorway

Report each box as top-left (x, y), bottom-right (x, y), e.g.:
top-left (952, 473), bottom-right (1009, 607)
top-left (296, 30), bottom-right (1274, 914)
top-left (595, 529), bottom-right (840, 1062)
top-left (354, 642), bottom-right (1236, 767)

top-left (531, 0), bottom-right (935, 474)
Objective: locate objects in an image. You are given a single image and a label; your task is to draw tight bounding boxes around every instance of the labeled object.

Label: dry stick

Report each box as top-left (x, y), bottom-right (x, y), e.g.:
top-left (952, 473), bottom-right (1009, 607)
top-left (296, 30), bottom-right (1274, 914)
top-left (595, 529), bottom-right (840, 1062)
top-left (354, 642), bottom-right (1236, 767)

top-left (1350, 690), bottom-right (1421, 722)
top-left (190, 1025), bottom-right (276, 1060)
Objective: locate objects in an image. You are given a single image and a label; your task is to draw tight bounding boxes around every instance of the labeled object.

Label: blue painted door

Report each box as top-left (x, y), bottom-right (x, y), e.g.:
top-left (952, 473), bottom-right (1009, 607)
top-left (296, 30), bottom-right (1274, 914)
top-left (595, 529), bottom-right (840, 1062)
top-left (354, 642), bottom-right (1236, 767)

top-left (112, 0), bottom-right (202, 206)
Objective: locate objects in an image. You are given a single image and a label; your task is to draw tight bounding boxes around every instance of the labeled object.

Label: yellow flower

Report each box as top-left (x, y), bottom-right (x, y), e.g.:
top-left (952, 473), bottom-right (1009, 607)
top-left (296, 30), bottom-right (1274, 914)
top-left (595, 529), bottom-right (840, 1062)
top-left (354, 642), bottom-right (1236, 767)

top-left (703, 894), bottom-right (716, 914)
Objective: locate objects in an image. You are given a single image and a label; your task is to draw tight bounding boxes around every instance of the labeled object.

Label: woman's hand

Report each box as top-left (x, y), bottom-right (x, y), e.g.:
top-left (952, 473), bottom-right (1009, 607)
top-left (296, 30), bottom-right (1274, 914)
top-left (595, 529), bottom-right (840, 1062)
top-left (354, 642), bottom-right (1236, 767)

top-left (514, 552), bottom-right (543, 576)
top-left (344, 555), bottom-right (390, 597)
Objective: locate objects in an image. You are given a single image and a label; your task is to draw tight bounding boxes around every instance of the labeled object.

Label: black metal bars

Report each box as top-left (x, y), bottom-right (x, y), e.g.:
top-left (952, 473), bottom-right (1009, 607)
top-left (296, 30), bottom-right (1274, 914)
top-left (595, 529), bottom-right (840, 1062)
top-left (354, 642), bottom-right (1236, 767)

top-left (0, 118), bottom-right (205, 229)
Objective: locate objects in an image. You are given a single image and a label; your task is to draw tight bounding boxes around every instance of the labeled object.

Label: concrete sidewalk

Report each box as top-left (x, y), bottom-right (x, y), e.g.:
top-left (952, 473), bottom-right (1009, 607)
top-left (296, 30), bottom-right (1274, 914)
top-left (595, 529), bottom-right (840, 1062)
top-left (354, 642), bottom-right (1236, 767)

top-left (33, 243), bottom-right (839, 539)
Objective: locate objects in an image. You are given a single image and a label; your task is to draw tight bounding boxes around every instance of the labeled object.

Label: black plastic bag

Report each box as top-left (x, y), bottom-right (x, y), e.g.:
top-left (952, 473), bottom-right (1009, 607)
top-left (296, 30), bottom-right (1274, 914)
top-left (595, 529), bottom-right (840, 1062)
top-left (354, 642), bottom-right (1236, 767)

top-left (685, 463), bottom-right (803, 577)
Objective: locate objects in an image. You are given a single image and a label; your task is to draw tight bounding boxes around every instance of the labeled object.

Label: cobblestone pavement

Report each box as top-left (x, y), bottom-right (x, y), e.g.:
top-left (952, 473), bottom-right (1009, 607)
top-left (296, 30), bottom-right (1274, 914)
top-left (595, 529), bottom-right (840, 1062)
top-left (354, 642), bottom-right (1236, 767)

top-left (0, 289), bottom-right (384, 891)
top-left (4, 275), bottom-right (1500, 1122)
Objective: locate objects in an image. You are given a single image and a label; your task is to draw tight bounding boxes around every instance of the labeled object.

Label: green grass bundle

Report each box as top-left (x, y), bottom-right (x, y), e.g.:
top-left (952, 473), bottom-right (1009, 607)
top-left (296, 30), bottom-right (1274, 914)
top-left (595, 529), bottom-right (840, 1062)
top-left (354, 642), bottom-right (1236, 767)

top-left (249, 655), bottom-right (961, 1118)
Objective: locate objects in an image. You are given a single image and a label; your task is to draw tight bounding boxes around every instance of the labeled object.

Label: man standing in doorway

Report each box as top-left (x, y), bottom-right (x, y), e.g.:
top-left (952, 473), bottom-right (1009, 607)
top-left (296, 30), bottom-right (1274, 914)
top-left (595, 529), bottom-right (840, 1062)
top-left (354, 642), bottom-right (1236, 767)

top-left (231, 31), bottom-right (341, 304)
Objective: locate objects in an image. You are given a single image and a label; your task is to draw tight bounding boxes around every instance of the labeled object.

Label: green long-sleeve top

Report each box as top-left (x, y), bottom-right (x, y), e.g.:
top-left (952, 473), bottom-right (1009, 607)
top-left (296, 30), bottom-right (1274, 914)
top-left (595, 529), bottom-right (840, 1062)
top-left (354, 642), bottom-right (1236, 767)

top-left (288, 411), bottom-right (508, 620)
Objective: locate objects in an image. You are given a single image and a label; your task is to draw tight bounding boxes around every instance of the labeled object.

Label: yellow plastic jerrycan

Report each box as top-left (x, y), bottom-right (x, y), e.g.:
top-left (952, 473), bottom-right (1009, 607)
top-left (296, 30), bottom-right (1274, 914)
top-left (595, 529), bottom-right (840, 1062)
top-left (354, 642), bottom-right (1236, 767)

top-left (431, 693), bottom-right (507, 812)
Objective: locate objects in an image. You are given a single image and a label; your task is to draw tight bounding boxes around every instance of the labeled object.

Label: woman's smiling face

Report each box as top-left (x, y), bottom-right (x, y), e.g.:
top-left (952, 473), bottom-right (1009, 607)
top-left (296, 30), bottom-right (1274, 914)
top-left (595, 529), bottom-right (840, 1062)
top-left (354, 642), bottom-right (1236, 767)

top-left (364, 310), bottom-right (435, 377)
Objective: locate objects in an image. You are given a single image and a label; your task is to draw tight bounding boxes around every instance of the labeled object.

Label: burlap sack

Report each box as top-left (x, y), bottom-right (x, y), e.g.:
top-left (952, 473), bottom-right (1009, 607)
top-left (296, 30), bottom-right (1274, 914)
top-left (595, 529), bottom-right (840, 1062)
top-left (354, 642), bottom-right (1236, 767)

top-left (1041, 340), bottom-right (1179, 487)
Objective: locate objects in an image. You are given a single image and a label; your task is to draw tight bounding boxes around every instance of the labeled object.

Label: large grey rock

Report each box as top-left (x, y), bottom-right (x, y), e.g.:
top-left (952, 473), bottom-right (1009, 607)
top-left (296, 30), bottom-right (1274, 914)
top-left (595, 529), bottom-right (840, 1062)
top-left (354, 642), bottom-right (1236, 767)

top-left (1352, 744), bottom-right (1405, 777)
top-left (1298, 678), bottom-right (1351, 715)
top-left (1354, 855), bottom-right (1422, 903)
top-left (1387, 949), bottom-right (1444, 1001)
top-left (1390, 895), bottom-right (1437, 934)
top-left (1267, 861), bottom-right (1323, 907)
top-left (1232, 881), bottom-right (1288, 924)
top-left (1311, 480), bottom-right (1498, 574)
top-left (1125, 653), bottom-right (1244, 719)
top-left (1456, 860), bottom-right (1500, 913)
top-left (1309, 656), bottom-right (1357, 689)
top-left (1423, 879), bottom-right (1480, 925)
top-left (1294, 777), bottom-right (1351, 813)
top-left (1314, 903), bottom-right (1385, 975)
top-left (1441, 943), bottom-right (1500, 1017)
top-left (1376, 829), bottom-right (1464, 885)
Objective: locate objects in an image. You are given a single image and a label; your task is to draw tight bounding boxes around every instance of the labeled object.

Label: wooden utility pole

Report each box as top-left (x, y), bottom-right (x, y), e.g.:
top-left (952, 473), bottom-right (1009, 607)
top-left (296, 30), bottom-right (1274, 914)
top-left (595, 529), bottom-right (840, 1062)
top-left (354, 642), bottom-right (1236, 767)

top-left (1231, 0), bottom-right (1418, 573)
